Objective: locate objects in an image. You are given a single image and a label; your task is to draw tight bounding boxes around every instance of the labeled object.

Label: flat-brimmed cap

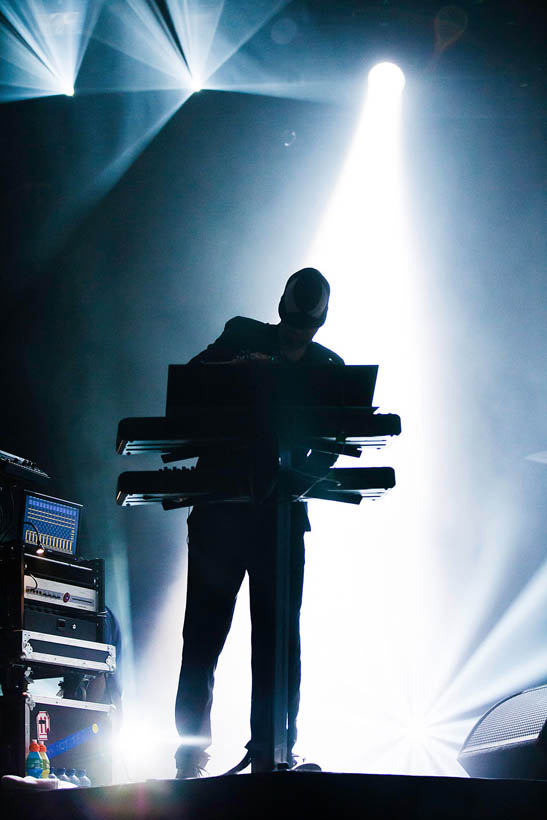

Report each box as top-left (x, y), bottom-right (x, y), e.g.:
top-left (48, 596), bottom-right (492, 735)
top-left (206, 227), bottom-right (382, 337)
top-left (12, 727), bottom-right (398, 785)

top-left (278, 268), bottom-right (330, 328)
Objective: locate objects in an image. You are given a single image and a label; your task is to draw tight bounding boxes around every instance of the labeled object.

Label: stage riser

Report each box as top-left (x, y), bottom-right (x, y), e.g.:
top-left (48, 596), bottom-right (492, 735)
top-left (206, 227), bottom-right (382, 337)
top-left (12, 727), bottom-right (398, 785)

top-left (0, 773), bottom-right (546, 820)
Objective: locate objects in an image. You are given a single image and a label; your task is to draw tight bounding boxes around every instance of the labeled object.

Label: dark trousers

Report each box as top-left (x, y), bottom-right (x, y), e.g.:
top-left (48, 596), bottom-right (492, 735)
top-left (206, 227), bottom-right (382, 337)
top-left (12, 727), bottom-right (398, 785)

top-left (175, 503), bottom-right (306, 761)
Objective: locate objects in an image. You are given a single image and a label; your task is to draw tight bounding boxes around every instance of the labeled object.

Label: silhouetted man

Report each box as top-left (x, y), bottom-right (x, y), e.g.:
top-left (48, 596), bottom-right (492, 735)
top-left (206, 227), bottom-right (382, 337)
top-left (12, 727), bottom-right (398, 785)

top-left (175, 268), bottom-right (343, 777)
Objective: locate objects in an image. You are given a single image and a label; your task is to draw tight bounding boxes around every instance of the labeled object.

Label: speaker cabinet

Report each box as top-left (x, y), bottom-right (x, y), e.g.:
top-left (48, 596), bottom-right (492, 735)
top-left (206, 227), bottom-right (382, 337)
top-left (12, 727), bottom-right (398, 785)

top-left (458, 685), bottom-right (547, 779)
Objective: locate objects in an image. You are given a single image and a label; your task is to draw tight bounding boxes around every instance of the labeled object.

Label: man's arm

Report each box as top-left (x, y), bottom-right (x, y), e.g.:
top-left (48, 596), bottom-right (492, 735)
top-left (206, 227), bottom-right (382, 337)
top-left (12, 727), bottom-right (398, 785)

top-left (188, 317), bottom-right (277, 365)
top-left (187, 317), bottom-right (242, 364)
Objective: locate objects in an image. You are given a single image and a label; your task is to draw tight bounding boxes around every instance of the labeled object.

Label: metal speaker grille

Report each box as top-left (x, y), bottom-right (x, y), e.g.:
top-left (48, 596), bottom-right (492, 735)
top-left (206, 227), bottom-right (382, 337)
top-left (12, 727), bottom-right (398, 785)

top-left (466, 686), bottom-right (547, 751)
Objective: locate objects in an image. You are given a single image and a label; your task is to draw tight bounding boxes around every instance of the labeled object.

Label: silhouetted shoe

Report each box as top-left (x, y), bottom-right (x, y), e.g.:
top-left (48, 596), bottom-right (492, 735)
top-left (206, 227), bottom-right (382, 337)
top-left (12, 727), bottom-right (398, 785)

top-left (289, 754), bottom-right (322, 772)
top-left (175, 748), bottom-right (209, 779)
top-left (292, 762), bottom-right (322, 772)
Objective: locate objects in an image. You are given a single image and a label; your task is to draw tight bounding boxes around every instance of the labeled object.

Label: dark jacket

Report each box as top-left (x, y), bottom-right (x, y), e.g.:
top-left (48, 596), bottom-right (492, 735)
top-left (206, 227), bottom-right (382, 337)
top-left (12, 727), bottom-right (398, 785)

top-left (189, 316), bottom-right (344, 367)
top-left (188, 316), bottom-right (345, 529)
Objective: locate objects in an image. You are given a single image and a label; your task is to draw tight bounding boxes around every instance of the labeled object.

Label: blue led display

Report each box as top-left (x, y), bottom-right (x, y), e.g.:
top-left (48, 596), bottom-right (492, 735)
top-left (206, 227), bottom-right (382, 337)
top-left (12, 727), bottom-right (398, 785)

top-left (23, 493), bottom-right (81, 556)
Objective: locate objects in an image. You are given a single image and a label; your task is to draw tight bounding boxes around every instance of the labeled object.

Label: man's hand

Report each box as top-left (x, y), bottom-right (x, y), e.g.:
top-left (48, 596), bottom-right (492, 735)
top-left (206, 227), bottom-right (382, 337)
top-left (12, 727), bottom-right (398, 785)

top-left (205, 353), bottom-right (277, 365)
top-left (245, 353), bottom-right (276, 363)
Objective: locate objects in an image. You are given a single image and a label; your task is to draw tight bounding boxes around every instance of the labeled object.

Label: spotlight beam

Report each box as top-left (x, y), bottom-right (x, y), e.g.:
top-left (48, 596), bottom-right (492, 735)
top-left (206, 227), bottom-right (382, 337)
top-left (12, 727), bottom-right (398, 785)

top-left (0, 26), bottom-right (62, 99)
top-left (199, 0), bottom-right (289, 85)
top-left (157, 0), bottom-right (191, 74)
top-left (165, 0), bottom-right (225, 81)
top-left (91, 0), bottom-right (194, 90)
top-left (165, 0), bottom-right (290, 92)
top-left (65, 89), bottom-right (191, 225)
top-left (428, 559), bottom-right (547, 724)
top-left (295, 63), bottom-right (467, 777)
top-left (0, 0), bottom-right (102, 100)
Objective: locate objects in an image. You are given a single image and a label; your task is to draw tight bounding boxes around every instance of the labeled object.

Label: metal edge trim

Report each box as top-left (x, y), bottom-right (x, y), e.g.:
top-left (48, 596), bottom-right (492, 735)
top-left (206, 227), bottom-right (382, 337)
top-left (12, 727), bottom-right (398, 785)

top-left (24, 652), bottom-right (112, 671)
top-left (30, 694), bottom-right (112, 712)
top-left (23, 631), bottom-right (115, 654)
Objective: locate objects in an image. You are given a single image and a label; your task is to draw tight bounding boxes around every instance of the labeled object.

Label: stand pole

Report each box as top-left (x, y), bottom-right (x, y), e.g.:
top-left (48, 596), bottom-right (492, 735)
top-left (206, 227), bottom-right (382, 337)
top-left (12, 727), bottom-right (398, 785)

top-left (272, 442), bottom-right (292, 769)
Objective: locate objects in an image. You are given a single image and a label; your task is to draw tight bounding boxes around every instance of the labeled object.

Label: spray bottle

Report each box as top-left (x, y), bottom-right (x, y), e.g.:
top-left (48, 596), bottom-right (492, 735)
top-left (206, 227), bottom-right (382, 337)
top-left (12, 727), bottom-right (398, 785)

top-left (38, 743), bottom-right (50, 778)
top-left (25, 740), bottom-right (43, 778)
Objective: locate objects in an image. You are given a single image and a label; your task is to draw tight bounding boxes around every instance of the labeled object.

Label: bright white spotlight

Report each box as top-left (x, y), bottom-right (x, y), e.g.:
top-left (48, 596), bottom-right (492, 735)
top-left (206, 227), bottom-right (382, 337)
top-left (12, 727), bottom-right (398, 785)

top-left (111, 718), bottom-right (185, 782)
top-left (190, 75), bottom-right (203, 93)
top-left (0, 1), bottom-right (99, 103)
top-left (368, 62), bottom-right (406, 94)
top-left (404, 717), bottom-right (432, 746)
top-left (63, 84), bottom-right (75, 97)
top-left (296, 58), bottom-right (444, 777)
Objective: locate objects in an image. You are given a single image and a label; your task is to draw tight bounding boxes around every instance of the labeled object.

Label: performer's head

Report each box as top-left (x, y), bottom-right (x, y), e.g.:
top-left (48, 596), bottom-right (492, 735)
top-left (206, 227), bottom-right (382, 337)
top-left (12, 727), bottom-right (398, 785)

top-left (278, 268), bottom-right (330, 348)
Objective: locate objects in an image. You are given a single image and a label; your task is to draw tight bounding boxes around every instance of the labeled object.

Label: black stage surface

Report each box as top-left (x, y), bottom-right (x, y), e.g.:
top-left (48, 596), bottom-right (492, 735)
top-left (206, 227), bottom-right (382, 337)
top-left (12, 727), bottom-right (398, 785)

top-left (1, 773), bottom-right (546, 819)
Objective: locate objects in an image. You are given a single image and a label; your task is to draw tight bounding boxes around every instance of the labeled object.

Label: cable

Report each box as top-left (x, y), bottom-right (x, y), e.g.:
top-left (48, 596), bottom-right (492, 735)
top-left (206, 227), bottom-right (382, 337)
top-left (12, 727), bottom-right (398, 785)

top-left (220, 751), bottom-right (251, 776)
top-left (22, 520), bottom-right (44, 553)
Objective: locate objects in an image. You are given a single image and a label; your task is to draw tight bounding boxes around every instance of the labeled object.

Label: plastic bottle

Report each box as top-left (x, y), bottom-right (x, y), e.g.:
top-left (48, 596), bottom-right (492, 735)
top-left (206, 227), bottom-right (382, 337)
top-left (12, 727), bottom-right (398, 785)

top-left (48, 769), bottom-right (58, 780)
top-left (76, 769), bottom-right (91, 788)
top-left (56, 767), bottom-right (70, 782)
top-left (39, 743), bottom-right (50, 778)
top-left (25, 740), bottom-right (43, 778)
top-left (67, 768), bottom-right (80, 786)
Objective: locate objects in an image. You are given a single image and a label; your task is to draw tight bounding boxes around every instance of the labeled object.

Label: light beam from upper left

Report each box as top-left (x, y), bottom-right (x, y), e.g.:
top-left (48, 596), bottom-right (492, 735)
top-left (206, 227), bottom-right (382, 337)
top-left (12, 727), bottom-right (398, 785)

top-left (164, 0), bottom-right (289, 95)
top-left (84, 1), bottom-right (195, 94)
top-left (0, 0), bottom-right (103, 102)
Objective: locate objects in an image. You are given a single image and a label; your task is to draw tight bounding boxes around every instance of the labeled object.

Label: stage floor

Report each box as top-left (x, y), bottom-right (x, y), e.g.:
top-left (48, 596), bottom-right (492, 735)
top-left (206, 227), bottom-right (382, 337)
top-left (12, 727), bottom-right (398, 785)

top-left (1, 772), bottom-right (546, 819)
